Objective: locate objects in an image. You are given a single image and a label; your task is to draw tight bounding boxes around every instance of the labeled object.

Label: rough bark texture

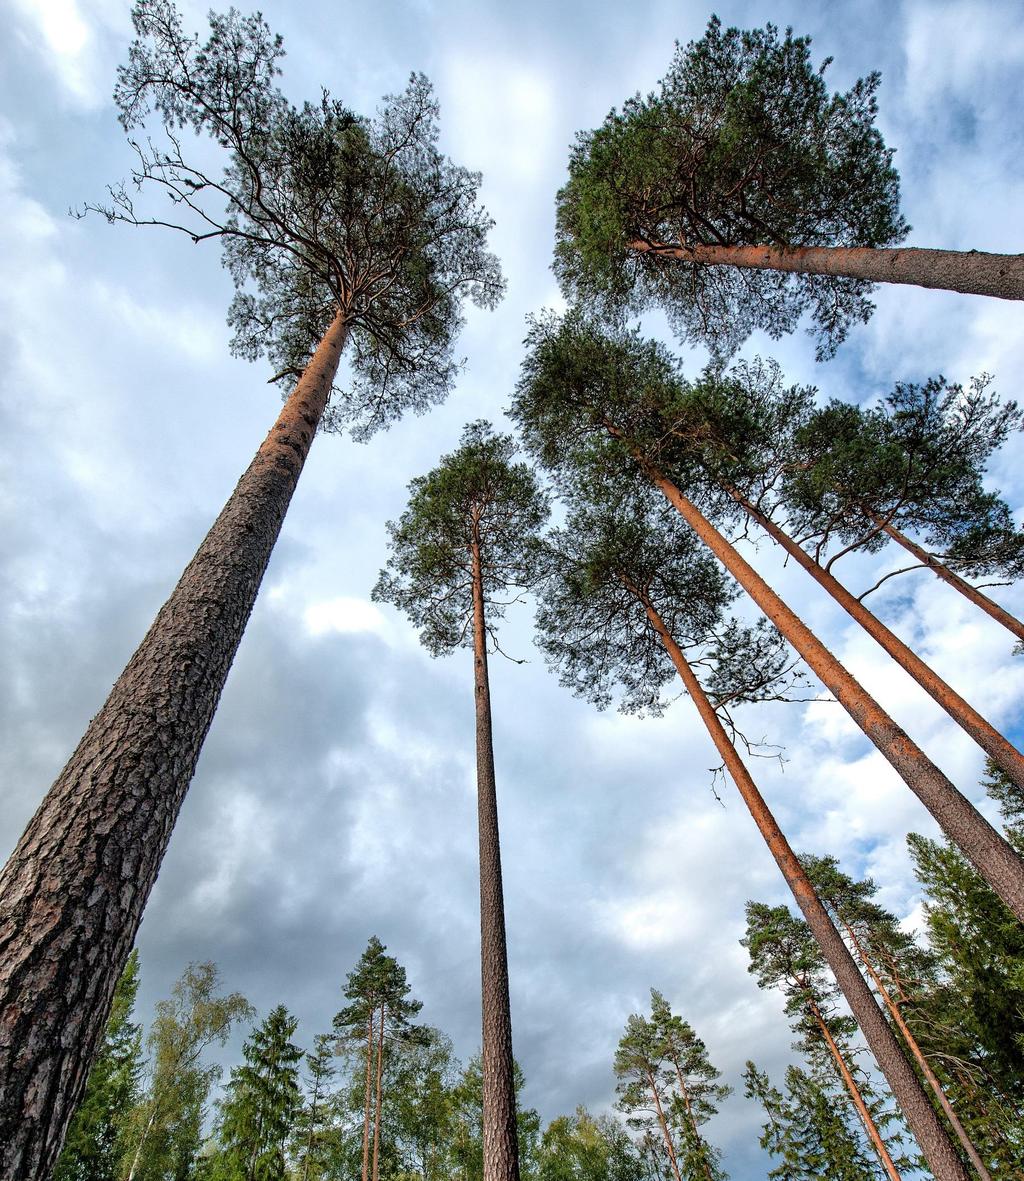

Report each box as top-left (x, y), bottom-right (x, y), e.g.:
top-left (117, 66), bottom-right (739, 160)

top-left (643, 598), bottom-right (970, 1181)
top-left (627, 239), bottom-right (1024, 300)
top-left (843, 925), bottom-right (991, 1181)
top-left (809, 1001), bottom-right (903, 1181)
top-left (878, 519), bottom-right (1024, 645)
top-left (470, 535), bottom-right (520, 1181)
top-left (640, 458), bottom-right (1024, 923)
top-left (731, 491), bottom-right (1024, 792)
top-left (0, 309), bottom-right (350, 1181)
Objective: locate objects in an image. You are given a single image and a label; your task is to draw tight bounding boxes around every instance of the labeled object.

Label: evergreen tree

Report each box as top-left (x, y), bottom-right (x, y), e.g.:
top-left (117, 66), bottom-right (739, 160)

top-left (291, 1034), bottom-right (338, 1181)
top-left (613, 1011), bottom-right (685, 1181)
top-left (555, 17), bottom-right (1023, 362)
top-left (511, 309), bottom-right (1024, 929)
top-left (122, 962), bottom-right (253, 1181)
top-left (52, 950), bottom-right (143, 1181)
top-left (0, 4), bottom-right (502, 1170)
top-left (214, 1005), bottom-right (304, 1181)
top-left (374, 422), bottom-right (548, 1181)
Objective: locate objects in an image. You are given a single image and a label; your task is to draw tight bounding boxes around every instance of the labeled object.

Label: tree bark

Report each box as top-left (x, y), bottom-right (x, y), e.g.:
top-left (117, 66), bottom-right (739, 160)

top-left (0, 308), bottom-right (350, 1181)
top-left (470, 531), bottom-right (520, 1181)
top-left (875, 518), bottom-right (1024, 645)
top-left (646, 1069), bottom-right (684, 1181)
top-left (640, 596), bottom-right (970, 1181)
top-left (626, 239), bottom-right (1024, 301)
top-left (372, 1001), bottom-right (385, 1181)
top-left (729, 491), bottom-right (1024, 792)
top-left (666, 1056), bottom-right (714, 1181)
top-left (808, 1000), bottom-right (903, 1181)
top-left (634, 454), bottom-right (1024, 923)
top-left (361, 1010), bottom-right (374, 1181)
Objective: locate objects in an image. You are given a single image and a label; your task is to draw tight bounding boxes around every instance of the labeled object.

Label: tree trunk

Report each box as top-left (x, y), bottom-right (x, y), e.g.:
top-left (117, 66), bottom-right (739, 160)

top-left (470, 532), bottom-right (520, 1181)
top-left (626, 239), bottom-right (1024, 301)
top-left (808, 1000), bottom-right (903, 1181)
top-left (666, 1056), bottom-right (715, 1181)
top-left (729, 490), bottom-right (1024, 791)
top-left (640, 595), bottom-right (970, 1181)
top-left (842, 923), bottom-right (991, 1181)
top-left (634, 454), bottom-right (1024, 923)
top-left (875, 518), bottom-right (1024, 645)
top-left (372, 1001), bottom-right (385, 1181)
top-left (646, 1069), bottom-right (684, 1181)
top-left (362, 1010), bottom-right (374, 1181)
top-left (0, 308), bottom-right (350, 1181)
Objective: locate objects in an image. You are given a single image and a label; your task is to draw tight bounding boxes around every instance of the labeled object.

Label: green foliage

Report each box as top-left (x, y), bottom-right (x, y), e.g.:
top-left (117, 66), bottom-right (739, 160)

top-left (102, 0), bottom-right (504, 438)
top-left (555, 16), bottom-right (907, 357)
top-left (53, 950), bottom-right (143, 1181)
top-left (537, 1108), bottom-right (652, 1181)
top-left (214, 1005), bottom-right (304, 1181)
top-left (448, 1054), bottom-right (541, 1181)
top-left (373, 421), bottom-right (549, 655)
top-left (785, 375), bottom-right (1024, 579)
top-left (121, 962), bottom-right (253, 1181)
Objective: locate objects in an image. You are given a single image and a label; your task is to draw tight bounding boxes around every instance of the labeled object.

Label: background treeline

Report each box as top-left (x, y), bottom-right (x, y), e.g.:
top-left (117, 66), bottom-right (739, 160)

top-left (55, 765), bottom-right (1023, 1181)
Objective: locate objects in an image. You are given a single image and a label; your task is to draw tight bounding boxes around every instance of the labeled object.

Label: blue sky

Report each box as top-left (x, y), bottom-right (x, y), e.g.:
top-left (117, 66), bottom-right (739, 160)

top-left (1, 0), bottom-right (1023, 1176)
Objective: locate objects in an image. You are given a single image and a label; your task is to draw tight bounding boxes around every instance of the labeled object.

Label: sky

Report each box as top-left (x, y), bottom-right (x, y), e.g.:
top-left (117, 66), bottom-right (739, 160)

top-left (1, 0), bottom-right (1023, 1176)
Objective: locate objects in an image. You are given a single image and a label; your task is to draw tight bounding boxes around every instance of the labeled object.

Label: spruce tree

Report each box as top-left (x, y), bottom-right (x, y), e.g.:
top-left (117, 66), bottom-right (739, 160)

top-left (556, 17), bottom-right (1023, 361)
top-left (0, 5), bottom-right (501, 1171)
top-left (291, 1035), bottom-right (338, 1181)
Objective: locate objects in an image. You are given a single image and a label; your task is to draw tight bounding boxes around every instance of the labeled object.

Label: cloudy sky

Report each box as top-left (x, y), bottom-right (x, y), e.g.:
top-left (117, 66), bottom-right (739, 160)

top-left (2, 0), bottom-right (1023, 1175)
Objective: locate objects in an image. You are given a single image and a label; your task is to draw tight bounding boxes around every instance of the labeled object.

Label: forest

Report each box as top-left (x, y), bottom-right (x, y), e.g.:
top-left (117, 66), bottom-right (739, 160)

top-left (0, 3), bottom-right (1022, 1181)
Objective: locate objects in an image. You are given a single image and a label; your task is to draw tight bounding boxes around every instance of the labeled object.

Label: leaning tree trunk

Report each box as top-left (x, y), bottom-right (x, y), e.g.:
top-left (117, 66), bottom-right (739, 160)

top-left (0, 307), bottom-right (351, 1181)
top-left (631, 451), bottom-right (1024, 923)
top-left (470, 529), bottom-right (520, 1181)
top-left (841, 922), bottom-right (992, 1181)
top-left (874, 517), bottom-right (1024, 645)
top-left (808, 1000), bottom-right (903, 1181)
top-left (639, 593), bottom-right (970, 1181)
top-left (646, 1070), bottom-right (684, 1181)
top-left (627, 239), bottom-right (1024, 300)
top-left (728, 490), bottom-right (1024, 791)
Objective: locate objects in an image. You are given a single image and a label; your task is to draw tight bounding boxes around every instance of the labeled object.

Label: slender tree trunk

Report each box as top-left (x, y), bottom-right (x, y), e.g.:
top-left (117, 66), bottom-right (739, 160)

top-left (842, 923), bottom-right (992, 1181)
top-left (808, 1000), bottom-right (903, 1181)
top-left (640, 595), bottom-right (970, 1181)
top-left (300, 1072), bottom-right (322, 1181)
top-left (729, 490), bottom-right (1024, 791)
top-left (470, 531), bottom-right (520, 1181)
top-left (646, 1069), bottom-right (684, 1181)
top-left (0, 308), bottom-right (350, 1181)
top-left (626, 238), bottom-right (1024, 301)
top-left (362, 1011), bottom-right (374, 1181)
top-left (125, 1107), bottom-right (158, 1181)
top-left (633, 452), bottom-right (1024, 922)
top-left (372, 1002), bottom-right (385, 1181)
top-left (875, 518), bottom-right (1024, 645)
top-left (667, 1058), bottom-right (715, 1181)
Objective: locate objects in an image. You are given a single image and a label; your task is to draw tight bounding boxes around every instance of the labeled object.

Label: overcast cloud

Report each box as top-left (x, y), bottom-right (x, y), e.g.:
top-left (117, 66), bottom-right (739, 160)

top-left (2, 1), bottom-right (1023, 1177)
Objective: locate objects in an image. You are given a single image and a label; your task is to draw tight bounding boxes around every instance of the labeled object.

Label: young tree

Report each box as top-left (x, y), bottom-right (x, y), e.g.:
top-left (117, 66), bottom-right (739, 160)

top-left (786, 379), bottom-right (1024, 643)
top-left (555, 17), bottom-right (1023, 361)
top-left (0, 4), bottom-right (502, 1174)
top-left (291, 1035), bottom-right (337, 1181)
top-left (52, 950), bottom-right (143, 1181)
top-left (374, 422), bottom-right (548, 1181)
top-left (532, 488), bottom-right (968, 1180)
top-left (613, 1012), bottom-right (685, 1181)
top-left (537, 1107), bottom-right (652, 1181)
top-left (332, 937), bottom-right (423, 1181)
top-left (511, 310), bottom-right (1024, 926)
top-left (122, 962), bottom-right (253, 1181)
top-left (214, 1004), bottom-right (304, 1181)
top-left (742, 903), bottom-right (911, 1181)
top-left (449, 1054), bottom-right (542, 1181)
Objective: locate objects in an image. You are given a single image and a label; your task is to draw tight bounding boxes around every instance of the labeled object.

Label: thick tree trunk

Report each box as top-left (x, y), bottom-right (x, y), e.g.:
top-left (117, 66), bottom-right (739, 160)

top-left (627, 239), bottom-right (1024, 300)
top-left (470, 533), bottom-right (520, 1181)
top-left (362, 1010), bottom-right (374, 1181)
top-left (809, 1000), bottom-right (903, 1181)
top-left (635, 455), bottom-right (1024, 922)
top-left (0, 308), bottom-right (350, 1181)
top-left (876, 518), bottom-right (1024, 645)
top-left (372, 1002), bottom-right (385, 1181)
top-left (729, 491), bottom-right (1024, 791)
top-left (647, 1070), bottom-right (684, 1181)
top-left (842, 924), bottom-right (992, 1181)
top-left (641, 596), bottom-right (970, 1181)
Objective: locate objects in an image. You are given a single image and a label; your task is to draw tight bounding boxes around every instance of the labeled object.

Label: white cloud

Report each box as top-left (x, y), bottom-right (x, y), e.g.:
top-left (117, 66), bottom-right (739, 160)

top-left (302, 595), bottom-right (390, 639)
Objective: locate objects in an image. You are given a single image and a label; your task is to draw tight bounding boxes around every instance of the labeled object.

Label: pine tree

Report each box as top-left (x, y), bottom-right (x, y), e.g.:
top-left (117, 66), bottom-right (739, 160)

top-left (52, 950), bottom-right (143, 1181)
top-left (555, 17), bottom-right (1023, 361)
top-left (374, 422), bottom-right (547, 1181)
top-left (0, 5), bottom-right (502, 1171)
top-left (613, 1012), bottom-right (685, 1181)
top-left (291, 1035), bottom-right (337, 1181)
